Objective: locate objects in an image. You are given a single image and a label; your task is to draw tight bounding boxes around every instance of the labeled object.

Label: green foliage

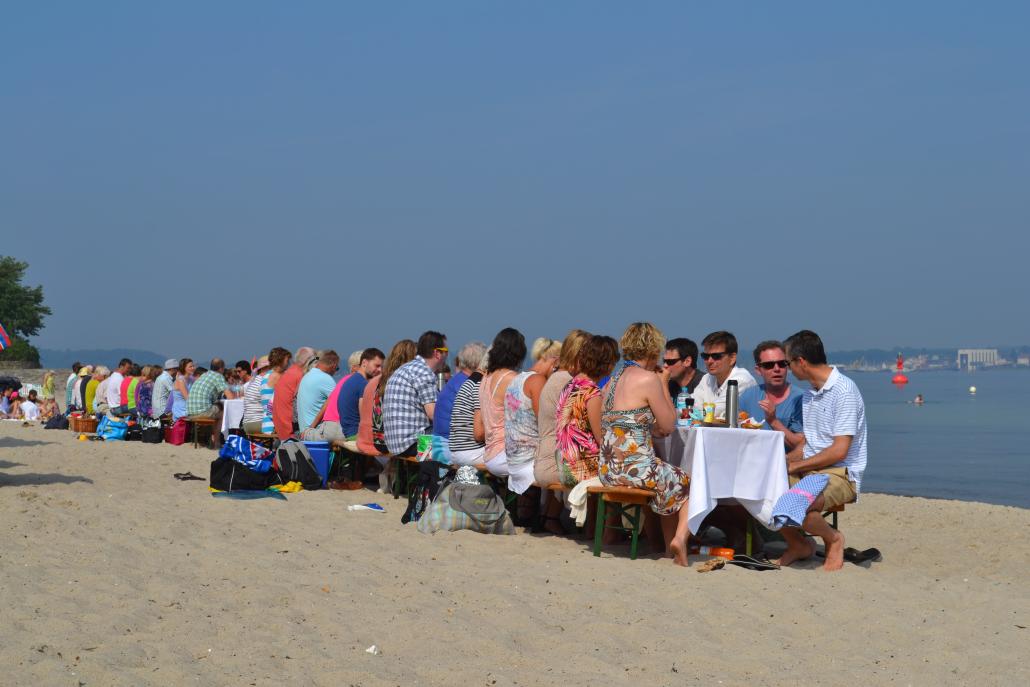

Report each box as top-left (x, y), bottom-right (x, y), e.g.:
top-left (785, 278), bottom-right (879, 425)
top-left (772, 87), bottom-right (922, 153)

top-left (0, 255), bottom-right (51, 338)
top-left (0, 338), bottom-right (40, 366)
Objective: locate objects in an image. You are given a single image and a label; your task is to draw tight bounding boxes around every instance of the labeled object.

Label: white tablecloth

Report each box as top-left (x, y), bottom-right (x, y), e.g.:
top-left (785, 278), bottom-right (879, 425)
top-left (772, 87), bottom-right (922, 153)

top-left (221, 398), bottom-right (245, 438)
top-left (654, 426), bottom-right (788, 535)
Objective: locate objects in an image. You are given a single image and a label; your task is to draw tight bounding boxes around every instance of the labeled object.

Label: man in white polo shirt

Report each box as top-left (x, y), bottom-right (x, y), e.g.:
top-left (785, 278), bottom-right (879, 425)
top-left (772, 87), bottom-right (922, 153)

top-left (691, 331), bottom-right (757, 420)
top-left (776, 329), bottom-right (868, 572)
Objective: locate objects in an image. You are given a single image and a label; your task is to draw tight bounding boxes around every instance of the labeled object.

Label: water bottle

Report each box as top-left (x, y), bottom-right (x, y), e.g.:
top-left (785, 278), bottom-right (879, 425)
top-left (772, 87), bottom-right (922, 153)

top-left (688, 545), bottom-right (735, 560)
top-left (675, 390), bottom-right (689, 427)
top-left (726, 379), bottom-right (739, 427)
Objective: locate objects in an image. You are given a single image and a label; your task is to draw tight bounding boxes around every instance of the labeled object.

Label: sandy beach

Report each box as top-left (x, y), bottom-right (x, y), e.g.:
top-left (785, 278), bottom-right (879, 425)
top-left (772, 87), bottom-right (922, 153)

top-left (1, 417), bottom-right (1028, 686)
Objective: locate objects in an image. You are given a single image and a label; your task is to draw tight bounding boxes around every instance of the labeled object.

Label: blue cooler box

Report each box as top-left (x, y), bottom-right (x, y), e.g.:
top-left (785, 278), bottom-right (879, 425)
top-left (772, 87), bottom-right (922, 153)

top-left (302, 441), bottom-right (331, 487)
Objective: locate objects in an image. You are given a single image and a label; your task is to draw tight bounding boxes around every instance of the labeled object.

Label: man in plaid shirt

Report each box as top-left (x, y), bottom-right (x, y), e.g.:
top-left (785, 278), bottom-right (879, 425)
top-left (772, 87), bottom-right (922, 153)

top-left (384, 331), bottom-right (448, 456)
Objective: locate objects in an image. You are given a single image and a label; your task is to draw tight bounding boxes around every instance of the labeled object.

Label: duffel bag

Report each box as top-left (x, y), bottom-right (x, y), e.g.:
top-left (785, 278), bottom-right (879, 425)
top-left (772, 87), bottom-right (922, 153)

top-left (210, 457), bottom-right (272, 492)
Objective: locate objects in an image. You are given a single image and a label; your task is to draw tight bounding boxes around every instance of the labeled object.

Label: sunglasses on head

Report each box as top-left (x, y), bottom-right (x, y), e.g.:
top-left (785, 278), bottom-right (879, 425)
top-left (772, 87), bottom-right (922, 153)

top-left (701, 352), bottom-right (727, 361)
top-left (758, 360), bottom-right (790, 370)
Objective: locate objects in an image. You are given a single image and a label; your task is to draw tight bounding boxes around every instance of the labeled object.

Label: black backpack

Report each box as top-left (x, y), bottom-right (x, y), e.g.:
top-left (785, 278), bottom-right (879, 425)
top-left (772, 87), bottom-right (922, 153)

top-left (275, 442), bottom-right (323, 491)
top-left (44, 414), bottom-right (69, 430)
top-left (401, 460), bottom-right (447, 524)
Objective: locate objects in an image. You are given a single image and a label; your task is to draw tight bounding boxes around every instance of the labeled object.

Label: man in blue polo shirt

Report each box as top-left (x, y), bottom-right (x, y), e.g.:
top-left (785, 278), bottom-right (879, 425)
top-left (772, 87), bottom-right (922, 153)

top-left (738, 340), bottom-right (804, 451)
top-left (337, 348), bottom-right (385, 439)
top-left (776, 330), bottom-right (868, 572)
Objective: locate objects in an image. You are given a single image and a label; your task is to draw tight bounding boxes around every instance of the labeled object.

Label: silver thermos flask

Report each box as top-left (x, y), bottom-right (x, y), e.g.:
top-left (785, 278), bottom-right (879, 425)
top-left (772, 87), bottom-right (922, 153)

top-left (436, 372), bottom-right (445, 392)
top-left (726, 380), bottom-right (739, 428)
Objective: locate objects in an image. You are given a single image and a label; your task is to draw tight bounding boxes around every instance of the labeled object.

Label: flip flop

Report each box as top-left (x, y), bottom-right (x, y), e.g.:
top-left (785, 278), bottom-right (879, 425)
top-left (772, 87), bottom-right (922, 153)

top-left (173, 472), bottom-right (206, 481)
top-left (816, 547), bottom-right (882, 564)
top-left (726, 554), bottom-right (780, 571)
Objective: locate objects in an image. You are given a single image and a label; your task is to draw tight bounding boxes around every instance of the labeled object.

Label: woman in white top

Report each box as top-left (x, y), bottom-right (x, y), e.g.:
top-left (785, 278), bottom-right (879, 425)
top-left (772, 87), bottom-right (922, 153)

top-left (503, 336), bottom-right (561, 494)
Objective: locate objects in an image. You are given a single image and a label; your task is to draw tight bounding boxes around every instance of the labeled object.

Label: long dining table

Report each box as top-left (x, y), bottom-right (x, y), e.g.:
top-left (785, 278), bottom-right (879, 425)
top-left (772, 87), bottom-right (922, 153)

top-left (653, 425), bottom-right (789, 535)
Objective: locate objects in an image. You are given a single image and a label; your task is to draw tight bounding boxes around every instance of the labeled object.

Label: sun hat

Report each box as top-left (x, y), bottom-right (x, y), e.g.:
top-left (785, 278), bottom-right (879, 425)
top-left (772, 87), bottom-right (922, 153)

top-left (78, 366), bottom-right (92, 377)
top-left (164, 358), bottom-right (179, 370)
top-left (254, 355), bottom-right (271, 373)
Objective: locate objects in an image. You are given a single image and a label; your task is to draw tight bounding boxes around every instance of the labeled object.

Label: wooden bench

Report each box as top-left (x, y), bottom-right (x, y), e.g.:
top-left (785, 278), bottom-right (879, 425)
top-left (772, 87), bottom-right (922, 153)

top-left (245, 432), bottom-right (278, 449)
top-left (187, 417), bottom-right (218, 448)
top-left (587, 485), bottom-right (655, 560)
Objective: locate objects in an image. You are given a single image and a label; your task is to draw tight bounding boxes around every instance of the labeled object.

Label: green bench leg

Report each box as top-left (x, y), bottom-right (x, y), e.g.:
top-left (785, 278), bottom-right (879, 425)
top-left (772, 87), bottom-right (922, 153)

top-left (593, 497), bottom-right (606, 557)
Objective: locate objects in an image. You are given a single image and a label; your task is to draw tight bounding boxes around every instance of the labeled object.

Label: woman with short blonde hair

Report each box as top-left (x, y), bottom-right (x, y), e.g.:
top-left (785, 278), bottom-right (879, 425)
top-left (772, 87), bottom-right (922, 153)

top-left (600, 322), bottom-right (692, 566)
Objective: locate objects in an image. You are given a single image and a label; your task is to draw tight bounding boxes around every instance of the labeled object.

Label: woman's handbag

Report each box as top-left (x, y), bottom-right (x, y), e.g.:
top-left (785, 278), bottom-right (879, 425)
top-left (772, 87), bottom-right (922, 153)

top-left (164, 418), bottom-right (187, 446)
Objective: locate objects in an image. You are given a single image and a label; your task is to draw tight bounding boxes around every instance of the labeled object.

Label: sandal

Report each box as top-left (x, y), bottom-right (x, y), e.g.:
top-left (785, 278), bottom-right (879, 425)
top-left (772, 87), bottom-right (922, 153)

top-left (173, 472), bottom-right (205, 481)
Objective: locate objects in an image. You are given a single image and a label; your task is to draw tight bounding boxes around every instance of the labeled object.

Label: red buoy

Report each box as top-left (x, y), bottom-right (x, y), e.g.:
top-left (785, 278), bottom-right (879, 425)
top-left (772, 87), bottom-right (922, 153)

top-left (893, 353), bottom-right (908, 385)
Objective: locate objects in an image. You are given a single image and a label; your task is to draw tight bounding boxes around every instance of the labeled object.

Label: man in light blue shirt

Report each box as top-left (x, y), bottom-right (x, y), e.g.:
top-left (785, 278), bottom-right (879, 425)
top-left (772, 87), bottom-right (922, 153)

top-left (738, 341), bottom-right (804, 451)
top-left (151, 359), bottom-right (178, 419)
top-left (296, 350), bottom-right (339, 431)
top-left (777, 330), bottom-right (868, 572)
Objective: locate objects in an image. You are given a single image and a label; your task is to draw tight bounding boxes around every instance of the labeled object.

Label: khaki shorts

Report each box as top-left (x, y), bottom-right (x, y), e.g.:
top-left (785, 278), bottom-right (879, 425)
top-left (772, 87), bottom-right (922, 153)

top-left (789, 466), bottom-right (857, 510)
top-left (188, 406), bottom-right (220, 420)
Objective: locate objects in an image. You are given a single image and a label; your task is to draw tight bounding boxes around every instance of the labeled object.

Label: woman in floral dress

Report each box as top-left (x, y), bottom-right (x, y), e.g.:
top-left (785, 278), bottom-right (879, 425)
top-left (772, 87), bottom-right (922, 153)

top-left (599, 322), bottom-right (692, 566)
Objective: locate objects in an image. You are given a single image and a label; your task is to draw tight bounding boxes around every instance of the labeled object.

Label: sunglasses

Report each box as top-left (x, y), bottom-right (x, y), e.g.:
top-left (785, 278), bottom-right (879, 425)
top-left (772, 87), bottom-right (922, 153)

top-left (758, 360), bottom-right (790, 370)
top-left (700, 352), bottom-right (727, 361)
top-left (662, 358), bottom-right (681, 366)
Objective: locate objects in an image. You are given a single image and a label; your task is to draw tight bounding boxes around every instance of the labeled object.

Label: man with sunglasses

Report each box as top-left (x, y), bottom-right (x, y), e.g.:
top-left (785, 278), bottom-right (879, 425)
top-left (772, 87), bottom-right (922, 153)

top-left (383, 331), bottom-right (448, 457)
top-left (739, 341), bottom-right (804, 450)
top-left (692, 331), bottom-right (757, 420)
top-left (663, 337), bottom-right (701, 400)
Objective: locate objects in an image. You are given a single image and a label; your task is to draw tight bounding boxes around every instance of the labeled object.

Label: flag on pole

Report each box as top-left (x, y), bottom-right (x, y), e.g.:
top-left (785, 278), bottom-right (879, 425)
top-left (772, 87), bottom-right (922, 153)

top-left (0, 322), bottom-right (11, 351)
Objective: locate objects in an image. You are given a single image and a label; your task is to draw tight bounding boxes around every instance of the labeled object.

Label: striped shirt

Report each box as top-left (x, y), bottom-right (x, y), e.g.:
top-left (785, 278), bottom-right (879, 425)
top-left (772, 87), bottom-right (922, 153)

top-left (801, 367), bottom-right (868, 496)
top-left (449, 373), bottom-right (484, 452)
top-left (242, 373), bottom-right (266, 423)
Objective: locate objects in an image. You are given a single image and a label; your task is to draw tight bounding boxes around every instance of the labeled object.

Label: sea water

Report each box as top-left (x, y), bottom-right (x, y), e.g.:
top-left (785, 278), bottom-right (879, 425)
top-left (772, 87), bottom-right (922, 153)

top-left (844, 368), bottom-right (1029, 508)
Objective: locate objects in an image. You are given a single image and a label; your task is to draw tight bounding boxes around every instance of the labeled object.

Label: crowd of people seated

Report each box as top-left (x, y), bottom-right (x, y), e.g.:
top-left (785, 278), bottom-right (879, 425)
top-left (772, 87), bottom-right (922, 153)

top-left (31, 324), bottom-right (865, 571)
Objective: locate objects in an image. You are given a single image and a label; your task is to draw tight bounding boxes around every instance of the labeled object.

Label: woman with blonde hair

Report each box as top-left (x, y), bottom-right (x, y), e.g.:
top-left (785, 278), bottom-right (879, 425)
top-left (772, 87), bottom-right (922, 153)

top-left (531, 329), bottom-right (591, 532)
top-left (600, 322), bottom-right (692, 566)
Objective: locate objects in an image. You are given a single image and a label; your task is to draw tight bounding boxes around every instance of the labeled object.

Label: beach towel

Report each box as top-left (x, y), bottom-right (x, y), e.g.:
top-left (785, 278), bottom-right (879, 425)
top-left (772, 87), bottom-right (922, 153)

top-left (218, 434), bottom-right (274, 473)
top-left (771, 473), bottom-right (831, 528)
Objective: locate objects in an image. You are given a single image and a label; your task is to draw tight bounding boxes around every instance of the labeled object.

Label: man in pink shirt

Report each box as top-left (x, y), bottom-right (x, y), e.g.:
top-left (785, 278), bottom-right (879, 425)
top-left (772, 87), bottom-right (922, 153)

top-left (272, 346), bottom-right (315, 440)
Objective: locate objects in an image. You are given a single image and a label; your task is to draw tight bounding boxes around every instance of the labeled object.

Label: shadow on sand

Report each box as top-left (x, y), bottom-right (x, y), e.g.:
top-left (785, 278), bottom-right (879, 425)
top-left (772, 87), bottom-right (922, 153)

top-left (0, 473), bottom-right (93, 487)
top-left (0, 437), bottom-right (57, 449)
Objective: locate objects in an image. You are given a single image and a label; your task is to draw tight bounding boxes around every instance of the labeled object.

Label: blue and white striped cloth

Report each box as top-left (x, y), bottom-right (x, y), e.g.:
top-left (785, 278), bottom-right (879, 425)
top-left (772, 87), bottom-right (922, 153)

top-left (218, 435), bottom-right (274, 473)
top-left (772, 473), bottom-right (830, 528)
top-left (801, 367), bottom-right (867, 497)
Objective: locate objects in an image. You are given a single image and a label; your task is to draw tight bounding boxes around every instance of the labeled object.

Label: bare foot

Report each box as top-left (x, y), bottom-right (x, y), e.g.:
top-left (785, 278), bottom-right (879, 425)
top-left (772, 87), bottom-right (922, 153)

top-left (775, 537), bottom-right (815, 567)
top-left (821, 530), bottom-right (846, 572)
top-left (669, 538), bottom-right (688, 567)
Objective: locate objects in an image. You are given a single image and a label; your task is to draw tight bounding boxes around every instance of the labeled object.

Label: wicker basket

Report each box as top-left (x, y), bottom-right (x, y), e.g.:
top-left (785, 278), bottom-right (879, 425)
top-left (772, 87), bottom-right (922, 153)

top-left (70, 416), bottom-right (98, 433)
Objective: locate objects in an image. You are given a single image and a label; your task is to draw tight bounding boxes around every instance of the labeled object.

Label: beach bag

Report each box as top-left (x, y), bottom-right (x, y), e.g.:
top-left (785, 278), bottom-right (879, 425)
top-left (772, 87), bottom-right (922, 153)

top-left (164, 418), bottom-right (187, 446)
top-left (97, 416), bottom-right (129, 441)
top-left (124, 418), bottom-right (143, 441)
top-left (401, 460), bottom-right (447, 524)
top-left (417, 482), bottom-right (515, 535)
top-left (140, 416), bottom-right (163, 443)
top-left (209, 457), bottom-right (272, 492)
top-left (274, 441), bottom-right (323, 490)
top-left (44, 414), bottom-right (69, 430)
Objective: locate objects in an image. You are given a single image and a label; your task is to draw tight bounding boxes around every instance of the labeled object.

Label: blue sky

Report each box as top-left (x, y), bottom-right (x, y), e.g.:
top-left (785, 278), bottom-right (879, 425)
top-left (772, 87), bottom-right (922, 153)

top-left (3, 1), bottom-right (1027, 362)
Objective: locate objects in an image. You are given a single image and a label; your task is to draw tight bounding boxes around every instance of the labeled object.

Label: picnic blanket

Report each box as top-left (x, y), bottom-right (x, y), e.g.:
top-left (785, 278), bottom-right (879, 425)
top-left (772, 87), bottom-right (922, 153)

top-left (771, 473), bottom-right (830, 528)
